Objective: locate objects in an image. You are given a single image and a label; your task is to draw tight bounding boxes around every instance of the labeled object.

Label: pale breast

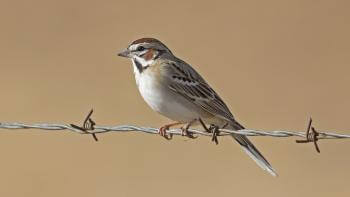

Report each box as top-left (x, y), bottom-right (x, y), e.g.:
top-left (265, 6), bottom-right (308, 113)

top-left (134, 67), bottom-right (205, 123)
top-left (135, 69), bottom-right (164, 113)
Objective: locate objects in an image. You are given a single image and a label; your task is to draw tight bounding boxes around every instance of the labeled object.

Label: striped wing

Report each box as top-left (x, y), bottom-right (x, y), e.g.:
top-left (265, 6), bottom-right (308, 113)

top-left (163, 59), bottom-right (278, 176)
top-left (164, 60), bottom-right (235, 122)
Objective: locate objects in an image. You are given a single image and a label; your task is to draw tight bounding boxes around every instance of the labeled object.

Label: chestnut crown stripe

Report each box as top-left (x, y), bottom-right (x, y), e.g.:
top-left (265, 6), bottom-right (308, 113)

top-left (131, 38), bottom-right (161, 45)
top-left (130, 37), bottom-right (173, 54)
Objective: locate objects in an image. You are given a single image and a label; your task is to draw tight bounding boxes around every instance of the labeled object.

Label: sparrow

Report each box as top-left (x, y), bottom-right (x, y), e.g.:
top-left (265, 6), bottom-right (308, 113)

top-left (118, 38), bottom-right (277, 176)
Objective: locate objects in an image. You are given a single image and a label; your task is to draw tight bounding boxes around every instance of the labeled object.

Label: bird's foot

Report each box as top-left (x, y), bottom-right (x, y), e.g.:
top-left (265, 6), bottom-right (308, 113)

top-left (181, 126), bottom-right (197, 139)
top-left (158, 122), bottom-right (182, 140)
top-left (158, 125), bottom-right (172, 140)
top-left (180, 119), bottom-right (198, 139)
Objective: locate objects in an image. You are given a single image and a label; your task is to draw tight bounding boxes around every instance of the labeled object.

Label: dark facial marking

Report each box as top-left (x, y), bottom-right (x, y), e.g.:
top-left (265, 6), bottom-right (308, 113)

top-left (133, 59), bottom-right (149, 73)
top-left (134, 59), bottom-right (143, 73)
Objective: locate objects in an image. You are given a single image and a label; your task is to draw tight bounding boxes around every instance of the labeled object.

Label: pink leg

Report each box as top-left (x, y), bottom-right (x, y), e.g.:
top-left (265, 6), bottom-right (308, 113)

top-left (180, 119), bottom-right (198, 139)
top-left (159, 122), bottom-right (183, 140)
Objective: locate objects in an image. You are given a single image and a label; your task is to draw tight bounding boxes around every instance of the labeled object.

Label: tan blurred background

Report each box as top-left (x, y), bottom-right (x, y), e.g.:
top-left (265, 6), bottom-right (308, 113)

top-left (0, 0), bottom-right (349, 196)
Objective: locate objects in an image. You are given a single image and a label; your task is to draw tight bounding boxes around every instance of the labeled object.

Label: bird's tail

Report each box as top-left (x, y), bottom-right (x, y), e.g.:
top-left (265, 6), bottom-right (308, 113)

top-left (229, 121), bottom-right (278, 177)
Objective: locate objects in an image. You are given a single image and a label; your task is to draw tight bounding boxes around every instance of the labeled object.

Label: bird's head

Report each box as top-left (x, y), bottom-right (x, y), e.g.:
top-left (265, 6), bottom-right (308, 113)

top-left (118, 38), bottom-right (172, 72)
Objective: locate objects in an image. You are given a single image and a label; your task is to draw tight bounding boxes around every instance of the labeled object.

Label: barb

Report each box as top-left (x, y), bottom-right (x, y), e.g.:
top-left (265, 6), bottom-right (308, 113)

top-left (0, 120), bottom-right (349, 139)
top-left (0, 111), bottom-right (349, 151)
top-left (70, 109), bottom-right (99, 141)
top-left (296, 118), bottom-right (321, 153)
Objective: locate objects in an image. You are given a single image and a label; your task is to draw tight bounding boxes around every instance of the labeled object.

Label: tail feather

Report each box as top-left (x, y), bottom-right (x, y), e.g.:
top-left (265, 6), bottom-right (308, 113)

top-left (230, 121), bottom-right (278, 177)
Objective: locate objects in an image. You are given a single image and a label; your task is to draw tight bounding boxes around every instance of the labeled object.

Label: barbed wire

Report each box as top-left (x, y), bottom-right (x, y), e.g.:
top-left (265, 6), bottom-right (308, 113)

top-left (0, 121), bottom-right (349, 139)
top-left (0, 110), bottom-right (349, 152)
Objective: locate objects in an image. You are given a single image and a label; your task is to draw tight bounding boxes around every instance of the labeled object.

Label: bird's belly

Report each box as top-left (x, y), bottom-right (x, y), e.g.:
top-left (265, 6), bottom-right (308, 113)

top-left (136, 73), bottom-right (200, 122)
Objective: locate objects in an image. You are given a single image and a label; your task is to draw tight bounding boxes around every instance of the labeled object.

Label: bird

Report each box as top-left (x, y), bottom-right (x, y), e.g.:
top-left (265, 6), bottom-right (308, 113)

top-left (117, 38), bottom-right (277, 176)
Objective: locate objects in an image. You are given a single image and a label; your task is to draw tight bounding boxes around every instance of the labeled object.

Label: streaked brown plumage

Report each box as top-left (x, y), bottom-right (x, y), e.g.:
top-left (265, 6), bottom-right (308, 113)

top-left (118, 38), bottom-right (277, 176)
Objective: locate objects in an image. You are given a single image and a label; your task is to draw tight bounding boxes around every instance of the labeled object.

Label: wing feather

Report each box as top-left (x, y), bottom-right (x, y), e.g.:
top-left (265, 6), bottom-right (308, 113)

top-left (162, 59), bottom-right (277, 176)
top-left (165, 61), bottom-right (235, 122)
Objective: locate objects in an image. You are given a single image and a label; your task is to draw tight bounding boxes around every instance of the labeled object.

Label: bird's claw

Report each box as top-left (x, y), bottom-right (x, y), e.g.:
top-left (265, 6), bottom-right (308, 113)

top-left (158, 125), bottom-right (173, 140)
top-left (181, 127), bottom-right (197, 139)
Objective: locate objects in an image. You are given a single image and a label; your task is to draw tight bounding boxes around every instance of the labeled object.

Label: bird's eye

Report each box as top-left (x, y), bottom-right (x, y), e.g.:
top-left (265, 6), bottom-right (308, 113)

top-left (137, 46), bottom-right (145, 51)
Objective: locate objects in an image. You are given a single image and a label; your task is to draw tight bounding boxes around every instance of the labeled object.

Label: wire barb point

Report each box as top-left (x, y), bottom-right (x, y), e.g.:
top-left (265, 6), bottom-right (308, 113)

top-left (70, 109), bottom-right (98, 142)
top-left (0, 113), bottom-right (349, 155)
top-left (296, 117), bottom-right (320, 153)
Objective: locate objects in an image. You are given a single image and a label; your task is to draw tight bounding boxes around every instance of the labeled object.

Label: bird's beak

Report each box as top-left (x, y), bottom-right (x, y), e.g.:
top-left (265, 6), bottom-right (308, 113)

top-left (117, 48), bottom-right (131, 58)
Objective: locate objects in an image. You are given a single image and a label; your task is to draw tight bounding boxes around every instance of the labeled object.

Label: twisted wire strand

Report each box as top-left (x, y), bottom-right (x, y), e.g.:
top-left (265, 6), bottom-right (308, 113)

top-left (0, 122), bottom-right (349, 140)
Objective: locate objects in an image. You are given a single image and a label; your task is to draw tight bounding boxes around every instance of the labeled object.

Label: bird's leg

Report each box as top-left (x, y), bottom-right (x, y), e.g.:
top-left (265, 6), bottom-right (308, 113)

top-left (198, 118), bottom-right (228, 144)
top-left (159, 122), bottom-right (182, 140)
top-left (181, 119), bottom-right (198, 139)
top-left (198, 118), bottom-right (211, 133)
